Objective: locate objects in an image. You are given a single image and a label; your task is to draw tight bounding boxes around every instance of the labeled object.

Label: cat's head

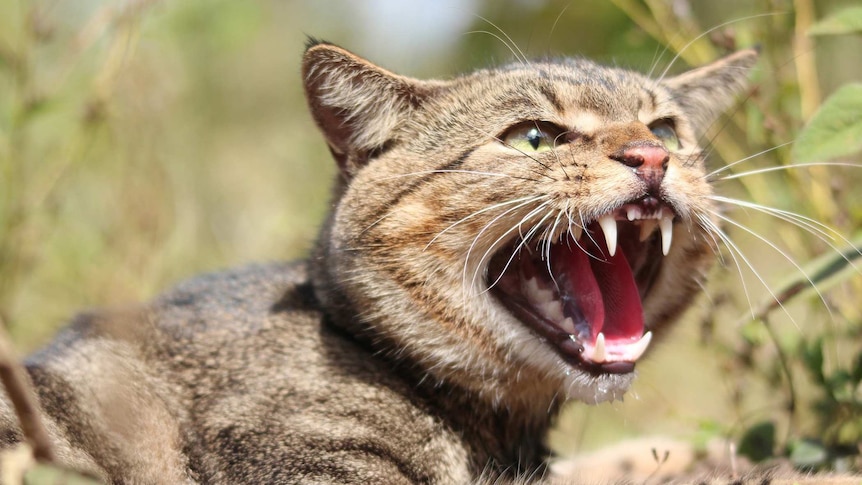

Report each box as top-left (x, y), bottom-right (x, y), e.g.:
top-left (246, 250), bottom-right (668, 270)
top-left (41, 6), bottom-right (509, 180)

top-left (303, 40), bottom-right (756, 408)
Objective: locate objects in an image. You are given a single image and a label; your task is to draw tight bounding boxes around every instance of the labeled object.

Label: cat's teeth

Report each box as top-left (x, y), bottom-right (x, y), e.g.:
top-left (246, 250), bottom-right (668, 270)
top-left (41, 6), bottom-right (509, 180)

top-left (569, 225), bottom-right (583, 241)
top-left (628, 331), bottom-right (653, 362)
top-left (597, 215), bottom-right (617, 257)
top-left (560, 317), bottom-right (576, 334)
top-left (538, 300), bottom-right (564, 322)
top-left (639, 219), bottom-right (658, 242)
top-left (522, 277), bottom-right (555, 305)
top-left (659, 216), bottom-right (674, 255)
top-left (626, 206), bottom-right (641, 221)
top-left (592, 332), bottom-right (607, 362)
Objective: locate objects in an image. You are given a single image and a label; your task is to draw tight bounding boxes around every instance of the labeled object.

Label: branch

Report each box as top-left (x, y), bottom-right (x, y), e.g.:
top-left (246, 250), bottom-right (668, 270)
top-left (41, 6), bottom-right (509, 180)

top-left (0, 322), bottom-right (55, 463)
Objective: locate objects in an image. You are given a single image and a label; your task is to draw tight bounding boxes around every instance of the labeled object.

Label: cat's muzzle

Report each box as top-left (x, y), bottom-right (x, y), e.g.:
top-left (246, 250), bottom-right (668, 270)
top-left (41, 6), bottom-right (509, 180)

top-left (487, 201), bottom-right (673, 375)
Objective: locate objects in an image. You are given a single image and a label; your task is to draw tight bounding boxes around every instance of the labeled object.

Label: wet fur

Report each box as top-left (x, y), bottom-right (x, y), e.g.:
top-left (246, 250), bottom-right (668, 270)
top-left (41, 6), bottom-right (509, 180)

top-left (0, 42), bottom-right (763, 482)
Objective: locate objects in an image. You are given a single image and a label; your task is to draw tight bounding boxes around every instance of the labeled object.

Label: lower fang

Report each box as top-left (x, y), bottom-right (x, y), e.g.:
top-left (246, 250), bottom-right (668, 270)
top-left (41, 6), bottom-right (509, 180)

top-left (592, 332), bottom-right (607, 362)
top-left (628, 331), bottom-right (653, 361)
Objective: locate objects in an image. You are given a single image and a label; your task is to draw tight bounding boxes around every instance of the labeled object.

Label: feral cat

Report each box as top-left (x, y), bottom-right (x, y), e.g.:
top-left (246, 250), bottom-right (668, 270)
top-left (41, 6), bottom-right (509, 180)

top-left (0, 40), bottom-right (758, 483)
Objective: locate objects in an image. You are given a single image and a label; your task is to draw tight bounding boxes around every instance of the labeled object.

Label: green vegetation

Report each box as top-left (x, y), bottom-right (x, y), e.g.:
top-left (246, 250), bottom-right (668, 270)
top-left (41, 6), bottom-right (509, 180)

top-left (1, 0), bottom-right (860, 477)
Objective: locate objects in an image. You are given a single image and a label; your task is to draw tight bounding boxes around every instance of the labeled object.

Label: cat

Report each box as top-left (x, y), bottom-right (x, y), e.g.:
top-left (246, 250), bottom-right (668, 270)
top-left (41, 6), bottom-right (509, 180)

top-left (0, 39), bottom-right (760, 483)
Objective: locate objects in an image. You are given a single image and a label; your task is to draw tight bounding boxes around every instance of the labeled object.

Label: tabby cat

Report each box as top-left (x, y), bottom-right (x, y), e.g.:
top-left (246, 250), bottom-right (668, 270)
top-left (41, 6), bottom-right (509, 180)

top-left (0, 40), bottom-right (758, 483)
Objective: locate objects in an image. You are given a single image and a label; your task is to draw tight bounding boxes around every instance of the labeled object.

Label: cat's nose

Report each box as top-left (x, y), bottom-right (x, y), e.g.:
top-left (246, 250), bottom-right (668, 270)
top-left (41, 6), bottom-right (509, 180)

top-left (613, 144), bottom-right (669, 171)
top-left (611, 143), bottom-right (669, 192)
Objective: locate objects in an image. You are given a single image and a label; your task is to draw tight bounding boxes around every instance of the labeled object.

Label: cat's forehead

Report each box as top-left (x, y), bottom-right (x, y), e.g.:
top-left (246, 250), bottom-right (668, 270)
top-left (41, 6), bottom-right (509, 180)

top-left (457, 58), bottom-right (668, 121)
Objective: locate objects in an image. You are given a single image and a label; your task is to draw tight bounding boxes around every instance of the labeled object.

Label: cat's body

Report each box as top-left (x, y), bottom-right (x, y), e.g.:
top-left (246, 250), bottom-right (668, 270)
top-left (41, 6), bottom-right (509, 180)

top-left (0, 42), bottom-right (760, 483)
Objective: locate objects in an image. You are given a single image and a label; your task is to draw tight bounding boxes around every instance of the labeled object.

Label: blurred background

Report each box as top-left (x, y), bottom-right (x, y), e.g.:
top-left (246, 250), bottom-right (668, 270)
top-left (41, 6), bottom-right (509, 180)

top-left (1, 0), bottom-right (860, 467)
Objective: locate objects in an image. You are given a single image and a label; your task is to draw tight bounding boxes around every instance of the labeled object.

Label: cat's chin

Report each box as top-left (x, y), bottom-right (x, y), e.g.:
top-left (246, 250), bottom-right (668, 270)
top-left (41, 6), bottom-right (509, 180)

top-left (560, 366), bottom-right (636, 404)
top-left (486, 199), bottom-right (672, 378)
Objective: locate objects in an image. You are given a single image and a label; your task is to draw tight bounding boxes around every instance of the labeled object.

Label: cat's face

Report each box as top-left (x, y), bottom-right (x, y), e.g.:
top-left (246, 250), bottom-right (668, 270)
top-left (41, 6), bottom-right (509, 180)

top-left (304, 42), bottom-right (756, 408)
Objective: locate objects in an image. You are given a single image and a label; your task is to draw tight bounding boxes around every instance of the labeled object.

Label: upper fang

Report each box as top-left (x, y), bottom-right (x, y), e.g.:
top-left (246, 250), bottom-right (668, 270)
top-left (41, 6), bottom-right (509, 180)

top-left (659, 216), bottom-right (673, 255)
top-left (597, 215), bottom-right (617, 257)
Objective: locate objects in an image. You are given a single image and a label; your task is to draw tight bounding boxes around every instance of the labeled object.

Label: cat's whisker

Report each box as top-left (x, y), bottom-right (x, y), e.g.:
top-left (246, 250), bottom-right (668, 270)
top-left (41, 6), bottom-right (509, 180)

top-left (693, 212), bottom-right (723, 260)
top-left (372, 169), bottom-right (541, 183)
top-left (697, 214), bottom-right (757, 319)
top-left (475, 203), bottom-right (554, 295)
top-left (425, 195), bottom-right (547, 251)
top-left (716, 161), bottom-right (862, 182)
top-left (547, 4), bottom-right (571, 49)
top-left (710, 195), bottom-right (862, 278)
top-left (550, 131), bottom-right (572, 179)
top-left (469, 15), bottom-right (529, 66)
top-left (461, 120), bottom-right (558, 180)
top-left (653, 12), bottom-right (783, 86)
top-left (703, 141), bottom-right (794, 180)
top-left (710, 209), bottom-right (830, 325)
top-left (540, 208), bottom-right (568, 286)
top-left (359, 209), bottom-right (399, 236)
top-left (462, 199), bottom-right (550, 295)
top-left (711, 195), bottom-right (842, 243)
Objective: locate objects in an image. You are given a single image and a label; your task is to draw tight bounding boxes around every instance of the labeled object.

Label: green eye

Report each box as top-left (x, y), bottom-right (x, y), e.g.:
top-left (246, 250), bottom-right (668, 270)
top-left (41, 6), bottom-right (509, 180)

top-left (649, 120), bottom-right (681, 151)
top-left (502, 122), bottom-right (562, 153)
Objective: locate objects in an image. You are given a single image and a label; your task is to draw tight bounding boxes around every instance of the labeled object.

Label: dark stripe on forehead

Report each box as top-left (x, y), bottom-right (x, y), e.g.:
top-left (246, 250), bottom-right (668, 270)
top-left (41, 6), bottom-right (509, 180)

top-left (537, 82), bottom-right (563, 112)
top-left (380, 147), bottom-right (477, 212)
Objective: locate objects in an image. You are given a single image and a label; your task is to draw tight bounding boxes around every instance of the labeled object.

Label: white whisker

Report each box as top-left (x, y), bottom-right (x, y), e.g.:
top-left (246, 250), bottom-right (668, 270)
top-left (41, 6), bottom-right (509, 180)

top-left (372, 169), bottom-right (539, 183)
top-left (476, 202), bottom-right (554, 294)
top-left (462, 198), bottom-right (550, 295)
top-left (716, 161), bottom-right (862, 181)
top-left (697, 214), bottom-right (758, 320)
top-left (425, 195), bottom-right (547, 251)
top-left (654, 12), bottom-right (784, 85)
top-left (711, 210), bottom-right (830, 325)
top-left (711, 195), bottom-right (862, 274)
top-left (470, 15), bottom-right (529, 66)
top-left (704, 141), bottom-right (794, 179)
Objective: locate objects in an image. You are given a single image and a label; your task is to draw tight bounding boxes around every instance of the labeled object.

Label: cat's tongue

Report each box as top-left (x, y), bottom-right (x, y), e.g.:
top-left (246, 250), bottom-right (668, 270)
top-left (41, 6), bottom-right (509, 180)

top-left (551, 236), bottom-right (644, 345)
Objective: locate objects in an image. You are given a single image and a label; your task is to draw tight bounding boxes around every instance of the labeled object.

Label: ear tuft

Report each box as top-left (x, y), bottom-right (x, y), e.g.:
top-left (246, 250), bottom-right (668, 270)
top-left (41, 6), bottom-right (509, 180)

top-left (302, 43), bottom-right (429, 174)
top-left (664, 49), bottom-right (759, 135)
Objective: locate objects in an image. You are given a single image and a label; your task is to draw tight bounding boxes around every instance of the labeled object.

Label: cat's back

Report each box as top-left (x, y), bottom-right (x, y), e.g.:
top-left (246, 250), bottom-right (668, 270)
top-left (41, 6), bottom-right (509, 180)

top-left (2, 262), bottom-right (470, 483)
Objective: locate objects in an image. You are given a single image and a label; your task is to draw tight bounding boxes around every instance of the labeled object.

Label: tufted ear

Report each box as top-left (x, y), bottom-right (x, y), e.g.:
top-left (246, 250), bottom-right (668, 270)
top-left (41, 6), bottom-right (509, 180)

top-left (664, 48), bottom-right (759, 135)
top-left (302, 40), bottom-right (436, 176)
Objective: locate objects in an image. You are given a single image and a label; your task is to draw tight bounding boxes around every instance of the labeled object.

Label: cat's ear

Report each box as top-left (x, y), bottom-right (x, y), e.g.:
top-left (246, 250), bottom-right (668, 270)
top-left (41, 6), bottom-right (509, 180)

top-left (302, 40), bottom-right (435, 175)
top-left (664, 48), bottom-right (758, 134)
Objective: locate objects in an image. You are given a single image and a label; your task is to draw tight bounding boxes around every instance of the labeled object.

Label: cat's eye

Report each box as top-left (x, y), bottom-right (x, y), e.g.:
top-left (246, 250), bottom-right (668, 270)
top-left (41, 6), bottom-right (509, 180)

top-left (501, 122), bottom-right (564, 153)
top-left (649, 120), bottom-right (681, 151)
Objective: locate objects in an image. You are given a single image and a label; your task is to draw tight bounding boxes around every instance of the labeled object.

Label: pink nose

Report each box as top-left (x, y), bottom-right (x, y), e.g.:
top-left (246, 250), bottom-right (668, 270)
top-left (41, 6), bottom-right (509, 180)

top-left (615, 145), bottom-right (669, 172)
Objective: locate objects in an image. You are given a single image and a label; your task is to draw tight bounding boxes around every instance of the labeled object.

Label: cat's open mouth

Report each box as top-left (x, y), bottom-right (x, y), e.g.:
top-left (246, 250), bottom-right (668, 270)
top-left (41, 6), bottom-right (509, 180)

top-left (487, 201), bottom-right (673, 375)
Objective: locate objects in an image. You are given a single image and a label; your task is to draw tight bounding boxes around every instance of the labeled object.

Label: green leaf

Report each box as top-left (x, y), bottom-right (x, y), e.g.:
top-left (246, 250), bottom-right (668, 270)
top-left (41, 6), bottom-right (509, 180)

top-left (789, 439), bottom-right (828, 468)
top-left (793, 83), bottom-right (862, 163)
top-left (809, 7), bottom-right (862, 36)
top-left (738, 421), bottom-right (776, 462)
top-left (801, 338), bottom-right (826, 385)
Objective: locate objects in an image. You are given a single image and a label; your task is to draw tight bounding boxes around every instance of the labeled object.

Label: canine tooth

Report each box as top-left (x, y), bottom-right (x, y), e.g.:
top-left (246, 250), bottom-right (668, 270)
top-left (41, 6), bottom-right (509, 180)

top-left (592, 332), bottom-right (606, 363)
top-left (539, 300), bottom-right (565, 322)
top-left (659, 216), bottom-right (673, 255)
top-left (639, 219), bottom-right (658, 242)
top-left (626, 206), bottom-right (640, 221)
top-left (628, 331), bottom-right (653, 361)
top-left (597, 215), bottom-right (617, 257)
top-left (560, 317), bottom-right (576, 334)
